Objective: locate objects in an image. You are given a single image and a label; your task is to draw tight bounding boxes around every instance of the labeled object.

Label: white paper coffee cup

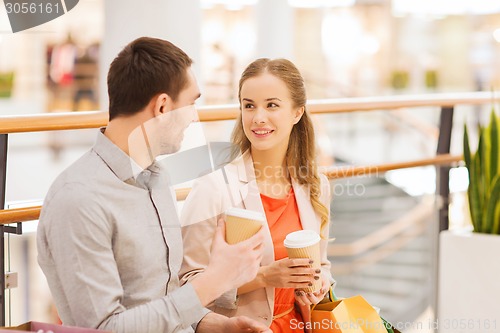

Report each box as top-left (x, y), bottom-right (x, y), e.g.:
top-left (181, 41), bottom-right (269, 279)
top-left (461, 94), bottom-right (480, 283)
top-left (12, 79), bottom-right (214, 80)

top-left (284, 230), bottom-right (322, 292)
top-left (225, 207), bottom-right (265, 244)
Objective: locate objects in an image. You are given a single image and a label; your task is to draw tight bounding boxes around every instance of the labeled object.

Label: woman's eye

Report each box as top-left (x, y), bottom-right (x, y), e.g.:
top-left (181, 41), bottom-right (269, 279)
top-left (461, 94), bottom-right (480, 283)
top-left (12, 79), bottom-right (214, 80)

top-left (243, 104), bottom-right (254, 109)
top-left (268, 102), bottom-right (278, 108)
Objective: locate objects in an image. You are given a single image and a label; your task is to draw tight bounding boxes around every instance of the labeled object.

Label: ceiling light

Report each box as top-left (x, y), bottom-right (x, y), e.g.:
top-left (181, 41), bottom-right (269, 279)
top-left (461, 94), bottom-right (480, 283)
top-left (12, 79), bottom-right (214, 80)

top-left (289, 0), bottom-right (355, 8)
top-left (201, 0), bottom-right (258, 8)
top-left (494, 28), bottom-right (500, 43)
top-left (392, 0), bottom-right (500, 16)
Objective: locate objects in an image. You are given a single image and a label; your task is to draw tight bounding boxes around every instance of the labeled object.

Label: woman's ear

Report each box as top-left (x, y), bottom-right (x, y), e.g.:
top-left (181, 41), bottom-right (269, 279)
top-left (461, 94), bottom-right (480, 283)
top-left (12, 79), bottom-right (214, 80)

top-left (293, 106), bottom-right (305, 124)
top-left (153, 93), bottom-right (172, 117)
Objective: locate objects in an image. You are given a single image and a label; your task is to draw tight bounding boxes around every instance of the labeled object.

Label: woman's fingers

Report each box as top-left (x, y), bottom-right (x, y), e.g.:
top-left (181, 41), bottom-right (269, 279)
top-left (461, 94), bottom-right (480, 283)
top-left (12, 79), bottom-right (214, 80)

top-left (284, 270), bottom-right (322, 287)
top-left (294, 291), bottom-right (312, 306)
top-left (287, 281), bottom-right (315, 289)
top-left (305, 292), bottom-right (322, 304)
top-left (287, 258), bottom-right (314, 267)
top-left (294, 290), bottom-right (322, 306)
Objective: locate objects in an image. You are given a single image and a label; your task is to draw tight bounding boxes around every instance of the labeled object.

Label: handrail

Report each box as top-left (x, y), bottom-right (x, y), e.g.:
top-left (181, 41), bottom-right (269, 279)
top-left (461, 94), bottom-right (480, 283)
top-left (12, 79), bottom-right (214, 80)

top-left (322, 153), bottom-right (462, 179)
top-left (0, 206), bottom-right (42, 225)
top-left (306, 91), bottom-right (494, 114)
top-left (0, 92), bottom-right (495, 133)
top-left (0, 154), bottom-right (463, 225)
top-left (0, 111), bottom-right (108, 134)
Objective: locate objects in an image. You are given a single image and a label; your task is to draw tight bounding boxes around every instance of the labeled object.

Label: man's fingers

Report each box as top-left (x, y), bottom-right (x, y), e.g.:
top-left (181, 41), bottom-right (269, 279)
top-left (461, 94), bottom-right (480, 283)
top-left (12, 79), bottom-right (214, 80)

top-left (240, 226), bottom-right (264, 246)
top-left (236, 316), bottom-right (271, 332)
top-left (216, 218), bottom-right (226, 238)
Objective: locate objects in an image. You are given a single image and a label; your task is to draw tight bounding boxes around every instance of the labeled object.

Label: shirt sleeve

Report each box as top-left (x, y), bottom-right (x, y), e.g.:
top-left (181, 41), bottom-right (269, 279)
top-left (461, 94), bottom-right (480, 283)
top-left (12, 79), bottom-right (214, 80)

top-left (179, 171), bottom-right (238, 310)
top-left (37, 183), bottom-right (209, 333)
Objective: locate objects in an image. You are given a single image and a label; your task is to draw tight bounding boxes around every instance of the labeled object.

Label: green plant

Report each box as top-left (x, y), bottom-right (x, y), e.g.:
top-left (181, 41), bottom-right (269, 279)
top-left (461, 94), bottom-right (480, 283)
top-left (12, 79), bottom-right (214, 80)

top-left (463, 109), bottom-right (500, 234)
top-left (0, 72), bottom-right (14, 98)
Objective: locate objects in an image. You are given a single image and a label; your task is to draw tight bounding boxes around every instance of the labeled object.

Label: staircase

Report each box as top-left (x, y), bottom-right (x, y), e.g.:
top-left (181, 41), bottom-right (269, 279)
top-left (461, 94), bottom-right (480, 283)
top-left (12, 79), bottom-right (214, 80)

top-left (327, 174), bottom-right (437, 326)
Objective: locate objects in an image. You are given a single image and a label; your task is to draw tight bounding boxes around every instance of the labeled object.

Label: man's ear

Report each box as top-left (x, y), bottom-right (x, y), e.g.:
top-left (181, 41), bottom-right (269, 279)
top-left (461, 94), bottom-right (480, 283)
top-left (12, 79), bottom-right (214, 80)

top-left (153, 93), bottom-right (173, 117)
top-left (293, 106), bottom-right (305, 124)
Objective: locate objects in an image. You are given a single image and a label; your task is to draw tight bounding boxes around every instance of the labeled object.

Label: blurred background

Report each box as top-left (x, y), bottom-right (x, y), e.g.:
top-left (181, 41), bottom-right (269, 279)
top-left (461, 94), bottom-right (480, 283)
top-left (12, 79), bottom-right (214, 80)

top-left (0, 0), bottom-right (499, 331)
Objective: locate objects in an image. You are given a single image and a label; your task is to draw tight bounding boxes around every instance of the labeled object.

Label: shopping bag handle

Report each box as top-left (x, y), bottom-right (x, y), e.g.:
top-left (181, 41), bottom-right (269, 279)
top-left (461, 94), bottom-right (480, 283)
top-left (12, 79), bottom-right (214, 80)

top-left (314, 287), bottom-right (395, 333)
top-left (329, 287), bottom-right (339, 301)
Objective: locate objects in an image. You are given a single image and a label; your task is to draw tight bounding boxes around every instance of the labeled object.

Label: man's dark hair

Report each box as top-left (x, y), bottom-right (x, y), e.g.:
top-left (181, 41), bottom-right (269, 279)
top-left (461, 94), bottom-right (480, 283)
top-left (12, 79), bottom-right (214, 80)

top-left (107, 37), bottom-right (193, 120)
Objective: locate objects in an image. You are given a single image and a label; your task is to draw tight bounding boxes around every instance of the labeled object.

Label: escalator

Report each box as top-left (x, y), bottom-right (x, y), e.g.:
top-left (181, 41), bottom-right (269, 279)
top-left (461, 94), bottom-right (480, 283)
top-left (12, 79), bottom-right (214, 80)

top-left (327, 174), bottom-right (437, 326)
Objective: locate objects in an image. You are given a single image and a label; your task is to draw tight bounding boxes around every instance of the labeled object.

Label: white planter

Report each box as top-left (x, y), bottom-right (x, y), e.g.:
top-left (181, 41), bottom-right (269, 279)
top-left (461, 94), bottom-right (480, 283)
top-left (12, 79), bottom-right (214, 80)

top-left (438, 230), bottom-right (500, 333)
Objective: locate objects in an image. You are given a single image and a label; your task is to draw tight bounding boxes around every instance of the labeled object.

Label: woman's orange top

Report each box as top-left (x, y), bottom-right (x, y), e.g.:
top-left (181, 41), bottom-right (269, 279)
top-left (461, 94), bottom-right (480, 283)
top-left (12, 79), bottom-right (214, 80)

top-left (261, 187), bottom-right (305, 333)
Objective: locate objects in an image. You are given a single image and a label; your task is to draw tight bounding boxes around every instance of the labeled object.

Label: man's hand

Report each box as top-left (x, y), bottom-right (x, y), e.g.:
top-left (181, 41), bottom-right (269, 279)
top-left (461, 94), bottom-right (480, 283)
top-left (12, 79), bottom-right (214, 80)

top-left (191, 218), bottom-right (265, 306)
top-left (208, 218), bottom-right (265, 288)
top-left (223, 316), bottom-right (272, 333)
top-left (196, 312), bottom-right (271, 333)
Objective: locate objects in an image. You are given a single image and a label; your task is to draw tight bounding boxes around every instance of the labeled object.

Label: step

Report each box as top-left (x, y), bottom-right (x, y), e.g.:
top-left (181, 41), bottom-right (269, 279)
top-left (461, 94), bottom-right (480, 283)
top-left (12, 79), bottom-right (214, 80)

top-left (330, 221), bottom-right (422, 239)
top-left (330, 220), bottom-right (421, 239)
top-left (329, 176), bottom-right (388, 188)
top-left (328, 239), bottom-right (432, 267)
top-left (333, 274), bottom-right (426, 296)
top-left (356, 264), bottom-right (430, 281)
top-left (331, 183), bottom-right (410, 201)
top-left (332, 196), bottom-right (418, 213)
top-left (331, 210), bottom-right (408, 226)
top-left (379, 248), bottom-right (431, 265)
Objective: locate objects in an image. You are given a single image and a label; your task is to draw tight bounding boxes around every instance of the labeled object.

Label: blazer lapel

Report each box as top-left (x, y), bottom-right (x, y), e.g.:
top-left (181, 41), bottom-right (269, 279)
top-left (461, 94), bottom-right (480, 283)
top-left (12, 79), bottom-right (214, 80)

top-left (293, 180), bottom-right (320, 234)
top-left (236, 152), bottom-right (274, 266)
top-left (234, 152), bottom-right (275, 319)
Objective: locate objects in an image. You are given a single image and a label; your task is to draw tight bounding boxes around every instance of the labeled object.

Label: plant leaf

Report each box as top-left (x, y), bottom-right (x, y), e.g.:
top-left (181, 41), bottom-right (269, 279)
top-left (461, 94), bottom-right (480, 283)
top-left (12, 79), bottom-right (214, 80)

top-left (477, 132), bottom-right (489, 232)
top-left (489, 111), bottom-right (498, 189)
top-left (464, 124), bottom-right (472, 170)
top-left (495, 204), bottom-right (500, 235)
top-left (487, 175), bottom-right (500, 234)
top-left (469, 152), bottom-right (483, 231)
top-left (463, 124), bottom-right (478, 229)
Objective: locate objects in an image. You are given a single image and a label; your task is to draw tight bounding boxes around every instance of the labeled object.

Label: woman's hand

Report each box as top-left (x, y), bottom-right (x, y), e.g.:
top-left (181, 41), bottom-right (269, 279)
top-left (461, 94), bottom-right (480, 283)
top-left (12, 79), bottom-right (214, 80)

top-left (294, 275), bottom-right (330, 306)
top-left (259, 258), bottom-right (321, 289)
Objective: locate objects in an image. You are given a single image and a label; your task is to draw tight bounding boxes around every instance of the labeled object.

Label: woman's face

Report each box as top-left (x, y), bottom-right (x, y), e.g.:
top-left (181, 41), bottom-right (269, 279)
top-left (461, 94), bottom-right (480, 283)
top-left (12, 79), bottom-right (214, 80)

top-left (240, 72), bottom-right (304, 155)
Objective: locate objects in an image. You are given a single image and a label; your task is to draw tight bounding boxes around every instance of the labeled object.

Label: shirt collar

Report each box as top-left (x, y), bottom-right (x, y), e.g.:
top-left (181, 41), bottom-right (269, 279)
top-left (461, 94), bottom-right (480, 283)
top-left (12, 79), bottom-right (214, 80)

top-left (92, 128), bottom-right (149, 181)
top-left (93, 128), bottom-right (164, 190)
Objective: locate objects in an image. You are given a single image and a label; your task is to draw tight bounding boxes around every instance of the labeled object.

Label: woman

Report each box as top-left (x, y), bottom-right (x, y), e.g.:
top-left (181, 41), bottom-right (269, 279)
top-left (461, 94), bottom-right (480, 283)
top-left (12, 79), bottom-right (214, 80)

top-left (180, 58), bottom-right (334, 332)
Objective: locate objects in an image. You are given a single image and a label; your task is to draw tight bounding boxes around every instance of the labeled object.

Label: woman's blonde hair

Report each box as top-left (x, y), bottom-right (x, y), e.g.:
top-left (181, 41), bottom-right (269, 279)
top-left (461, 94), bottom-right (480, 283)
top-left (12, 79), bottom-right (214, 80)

top-left (231, 58), bottom-right (330, 236)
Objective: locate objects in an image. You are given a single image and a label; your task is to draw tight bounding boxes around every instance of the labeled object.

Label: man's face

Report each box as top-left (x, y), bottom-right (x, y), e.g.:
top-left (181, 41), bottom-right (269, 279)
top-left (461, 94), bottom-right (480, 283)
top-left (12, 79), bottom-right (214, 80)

top-left (159, 68), bottom-right (201, 155)
top-left (126, 67), bottom-right (201, 167)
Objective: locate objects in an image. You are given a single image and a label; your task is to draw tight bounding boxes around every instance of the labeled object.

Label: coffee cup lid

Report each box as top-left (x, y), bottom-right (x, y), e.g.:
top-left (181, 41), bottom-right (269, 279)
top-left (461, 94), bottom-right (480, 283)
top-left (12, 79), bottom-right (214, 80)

top-left (284, 230), bottom-right (320, 248)
top-left (225, 207), bottom-right (265, 221)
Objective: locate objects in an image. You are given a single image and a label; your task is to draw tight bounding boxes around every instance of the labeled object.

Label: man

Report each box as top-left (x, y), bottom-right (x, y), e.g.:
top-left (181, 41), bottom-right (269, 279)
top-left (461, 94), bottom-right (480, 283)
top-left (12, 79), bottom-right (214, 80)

top-left (37, 37), bottom-right (270, 333)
